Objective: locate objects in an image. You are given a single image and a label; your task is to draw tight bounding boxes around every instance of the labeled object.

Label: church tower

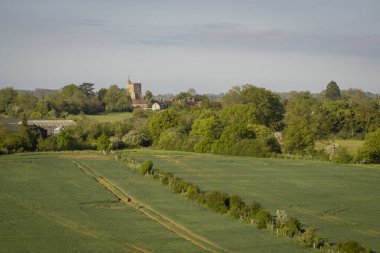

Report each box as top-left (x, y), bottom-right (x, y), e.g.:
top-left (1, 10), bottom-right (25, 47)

top-left (127, 79), bottom-right (142, 100)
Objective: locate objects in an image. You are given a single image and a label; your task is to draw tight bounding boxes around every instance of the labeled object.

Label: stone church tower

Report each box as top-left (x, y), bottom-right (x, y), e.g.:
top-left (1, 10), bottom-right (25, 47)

top-left (127, 79), bottom-right (142, 100)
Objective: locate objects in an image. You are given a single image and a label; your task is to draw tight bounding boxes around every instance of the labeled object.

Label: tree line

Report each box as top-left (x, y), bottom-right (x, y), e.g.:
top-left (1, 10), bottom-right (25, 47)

top-left (0, 81), bottom-right (379, 163)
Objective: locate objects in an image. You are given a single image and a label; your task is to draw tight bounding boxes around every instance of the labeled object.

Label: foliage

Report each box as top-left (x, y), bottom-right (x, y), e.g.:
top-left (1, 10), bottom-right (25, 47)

top-left (220, 104), bottom-right (256, 125)
top-left (97, 133), bottom-right (110, 151)
top-left (325, 81), bottom-right (341, 100)
top-left (57, 131), bottom-right (77, 150)
top-left (283, 92), bottom-right (327, 154)
top-left (37, 135), bottom-right (57, 151)
top-left (0, 87), bottom-right (18, 113)
top-left (299, 228), bottom-right (319, 247)
top-left (103, 85), bottom-right (131, 112)
top-left (122, 130), bottom-right (150, 148)
top-left (255, 209), bottom-right (271, 229)
top-left (187, 110), bottom-right (223, 153)
top-left (147, 109), bottom-right (179, 142)
top-left (357, 128), bottom-right (380, 163)
top-left (221, 84), bottom-right (284, 130)
top-left (205, 191), bottom-right (230, 214)
top-left (139, 160), bottom-right (153, 175)
top-left (157, 128), bottom-right (184, 150)
top-left (336, 240), bottom-right (367, 253)
top-left (282, 217), bottom-right (301, 237)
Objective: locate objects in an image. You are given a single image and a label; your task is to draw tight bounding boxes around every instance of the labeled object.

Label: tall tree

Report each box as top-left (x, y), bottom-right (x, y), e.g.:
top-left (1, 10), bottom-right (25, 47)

top-left (283, 92), bottom-right (327, 154)
top-left (79, 83), bottom-right (95, 96)
top-left (325, 81), bottom-right (341, 100)
top-left (221, 84), bottom-right (284, 130)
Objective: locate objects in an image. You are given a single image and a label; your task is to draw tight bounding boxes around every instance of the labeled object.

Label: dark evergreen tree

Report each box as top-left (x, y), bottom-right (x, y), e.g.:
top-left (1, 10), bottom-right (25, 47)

top-left (326, 81), bottom-right (341, 100)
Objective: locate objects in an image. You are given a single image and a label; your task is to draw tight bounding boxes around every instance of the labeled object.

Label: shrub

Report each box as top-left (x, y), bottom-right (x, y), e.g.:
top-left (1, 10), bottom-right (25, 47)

top-left (168, 176), bottom-right (188, 193)
top-left (255, 209), bottom-right (271, 229)
top-left (336, 240), bottom-right (367, 253)
top-left (96, 133), bottom-right (110, 151)
top-left (283, 217), bottom-right (301, 237)
top-left (139, 160), bottom-right (153, 175)
top-left (122, 130), bottom-right (150, 148)
top-left (331, 146), bottom-right (352, 163)
top-left (357, 128), bottom-right (380, 164)
top-left (205, 191), bottom-right (230, 214)
top-left (57, 131), bottom-right (78, 150)
top-left (228, 195), bottom-right (246, 219)
top-left (37, 136), bottom-right (57, 151)
top-left (159, 171), bottom-right (173, 185)
top-left (184, 184), bottom-right (201, 200)
top-left (157, 128), bottom-right (184, 150)
top-left (299, 227), bottom-right (319, 248)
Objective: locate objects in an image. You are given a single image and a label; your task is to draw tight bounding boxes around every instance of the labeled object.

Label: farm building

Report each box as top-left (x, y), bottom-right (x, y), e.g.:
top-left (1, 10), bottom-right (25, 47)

top-left (20, 119), bottom-right (77, 135)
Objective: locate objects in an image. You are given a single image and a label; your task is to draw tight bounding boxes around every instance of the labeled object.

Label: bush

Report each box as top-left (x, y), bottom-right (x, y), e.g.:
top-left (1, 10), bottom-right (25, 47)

top-left (299, 227), bottom-right (319, 248)
top-left (159, 171), bottom-right (173, 185)
top-left (205, 191), bottom-right (230, 214)
top-left (57, 131), bottom-right (78, 150)
top-left (184, 184), bottom-right (201, 200)
top-left (336, 240), bottom-right (367, 253)
top-left (139, 160), bottom-right (153, 175)
top-left (331, 146), bottom-right (352, 163)
top-left (168, 176), bottom-right (188, 193)
top-left (97, 133), bottom-right (110, 151)
top-left (157, 128), bottom-right (184, 150)
top-left (255, 209), bottom-right (271, 229)
top-left (357, 128), bottom-right (380, 164)
top-left (37, 136), bottom-right (57, 151)
top-left (228, 195), bottom-right (246, 219)
top-left (122, 130), bottom-right (150, 148)
top-left (283, 217), bottom-right (301, 237)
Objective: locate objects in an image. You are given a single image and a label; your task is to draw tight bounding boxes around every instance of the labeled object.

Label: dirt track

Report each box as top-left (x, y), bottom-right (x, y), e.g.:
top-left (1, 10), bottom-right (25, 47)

top-left (72, 160), bottom-right (232, 253)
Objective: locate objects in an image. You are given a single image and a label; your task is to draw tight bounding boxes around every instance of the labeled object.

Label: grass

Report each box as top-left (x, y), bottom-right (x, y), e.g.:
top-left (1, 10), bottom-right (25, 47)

top-left (0, 154), bottom-right (209, 252)
top-left (0, 152), bottom-right (309, 253)
top-left (121, 149), bottom-right (380, 251)
top-left (315, 139), bottom-right (364, 155)
top-left (85, 112), bottom-right (133, 122)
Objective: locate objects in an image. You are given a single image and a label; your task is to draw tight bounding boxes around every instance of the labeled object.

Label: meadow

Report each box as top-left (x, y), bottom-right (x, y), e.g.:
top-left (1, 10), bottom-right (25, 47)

top-left (315, 139), bottom-right (364, 155)
top-left (0, 152), bottom-right (308, 253)
top-left (85, 112), bottom-right (133, 122)
top-left (123, 149), bottom-right (380, 251)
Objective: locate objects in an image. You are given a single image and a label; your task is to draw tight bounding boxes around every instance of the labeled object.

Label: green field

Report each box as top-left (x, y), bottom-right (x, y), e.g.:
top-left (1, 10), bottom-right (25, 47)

top-left (123, 149), bottom-right (380, 251)
top-left (85, 112), bottom-right (133, 122)
top-left (0, 152), bottom-right (309, 253)
top-left (315, 139), bottom-right (364, 155)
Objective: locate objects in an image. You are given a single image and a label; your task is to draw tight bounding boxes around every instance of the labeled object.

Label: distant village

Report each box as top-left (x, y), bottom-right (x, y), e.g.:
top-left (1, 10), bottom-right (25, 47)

top-left (0, 79), bottom-right (206, 136)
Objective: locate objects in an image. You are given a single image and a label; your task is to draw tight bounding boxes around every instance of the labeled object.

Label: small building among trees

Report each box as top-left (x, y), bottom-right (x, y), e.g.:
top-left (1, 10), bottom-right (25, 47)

top-left (19, 119), bottom-right (76, 135)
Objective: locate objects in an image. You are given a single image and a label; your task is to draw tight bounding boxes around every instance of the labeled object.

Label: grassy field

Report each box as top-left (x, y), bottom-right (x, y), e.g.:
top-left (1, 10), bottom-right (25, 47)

top-left (0, 152), bottom-right (308, 253)
top-left (122, 149), bottom-right (380, 251)
top-left (315, 139), bottom-right (364, 155)
top-left (85, 112), bottom-right (133, 122)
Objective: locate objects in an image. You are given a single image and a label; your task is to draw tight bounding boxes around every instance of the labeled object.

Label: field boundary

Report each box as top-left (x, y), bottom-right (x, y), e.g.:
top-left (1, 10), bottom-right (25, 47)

top-left (72, 160), bottom-right (231, 253)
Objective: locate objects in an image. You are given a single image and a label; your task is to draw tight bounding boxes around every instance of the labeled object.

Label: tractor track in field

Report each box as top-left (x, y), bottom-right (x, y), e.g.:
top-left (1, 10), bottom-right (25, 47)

top-left (153, 155), bottom-right (199, 173)
top-left (72, 160), bottom-right (231, 253)
top-left (0, 192), bottom-right (151, 253)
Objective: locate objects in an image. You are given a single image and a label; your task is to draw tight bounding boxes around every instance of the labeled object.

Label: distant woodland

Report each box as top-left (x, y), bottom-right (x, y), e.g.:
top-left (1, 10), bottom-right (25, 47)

top-left (0, 81), bottom-right (379, 163)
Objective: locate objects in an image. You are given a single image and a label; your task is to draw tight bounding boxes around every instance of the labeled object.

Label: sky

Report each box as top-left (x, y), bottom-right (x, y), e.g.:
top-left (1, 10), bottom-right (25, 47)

top-left (0, 0), bottom-right (379, 95)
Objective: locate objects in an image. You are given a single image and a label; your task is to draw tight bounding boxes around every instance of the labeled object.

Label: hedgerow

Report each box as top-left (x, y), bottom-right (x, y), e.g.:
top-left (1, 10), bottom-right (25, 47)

top-left (110, 152), bottom-right (374, 253)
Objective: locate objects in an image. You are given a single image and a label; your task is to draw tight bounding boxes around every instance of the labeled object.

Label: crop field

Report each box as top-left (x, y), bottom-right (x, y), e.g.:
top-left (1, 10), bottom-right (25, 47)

top-left (0, 152), bottom-right (308, 253)
top-left (85, 112), bottom-right (133, 122)
top-left (123, 149), bottom-right (380, 251)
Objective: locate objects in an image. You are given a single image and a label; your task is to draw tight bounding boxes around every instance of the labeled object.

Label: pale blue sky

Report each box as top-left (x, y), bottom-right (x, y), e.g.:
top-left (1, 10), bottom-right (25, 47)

top-left (0, 0), bottom-right (379, 94)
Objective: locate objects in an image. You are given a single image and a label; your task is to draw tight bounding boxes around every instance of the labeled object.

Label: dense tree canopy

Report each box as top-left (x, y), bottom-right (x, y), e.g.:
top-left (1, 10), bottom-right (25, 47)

top-left (221, 85), bottom-right (284, 130)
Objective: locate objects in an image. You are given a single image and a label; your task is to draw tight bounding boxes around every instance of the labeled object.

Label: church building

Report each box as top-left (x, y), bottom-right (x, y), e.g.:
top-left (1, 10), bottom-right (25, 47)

top-left (127, 79), bottom-right (148, 109)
